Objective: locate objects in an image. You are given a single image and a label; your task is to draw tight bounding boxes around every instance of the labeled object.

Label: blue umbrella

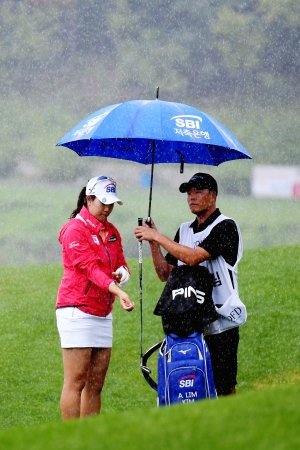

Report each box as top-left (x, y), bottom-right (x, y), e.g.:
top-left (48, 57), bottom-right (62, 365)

top-left (56, 94), bottom-right (251, 219)
top-left (57, 94), bottom-right (252, 375)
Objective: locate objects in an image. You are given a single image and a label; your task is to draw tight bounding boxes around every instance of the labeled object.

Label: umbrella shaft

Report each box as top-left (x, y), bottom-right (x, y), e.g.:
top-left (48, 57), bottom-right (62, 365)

top-left (148, 140), bottom-right (156, 219)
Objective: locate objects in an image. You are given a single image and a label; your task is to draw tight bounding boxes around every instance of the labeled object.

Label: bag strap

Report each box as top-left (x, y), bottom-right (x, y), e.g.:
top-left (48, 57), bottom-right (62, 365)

top-left (140, 341), bottom-right (163, 392)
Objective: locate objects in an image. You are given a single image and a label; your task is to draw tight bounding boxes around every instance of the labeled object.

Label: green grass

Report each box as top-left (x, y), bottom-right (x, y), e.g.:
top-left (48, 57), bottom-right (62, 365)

top-left (1, 385), bottom-right (300, 450)
top-left (0, 245), bottom-right (299, 447)
top-left (238, 246), bottom-right (300, 389)
top-left (0, 180), bottom-right (300, 266)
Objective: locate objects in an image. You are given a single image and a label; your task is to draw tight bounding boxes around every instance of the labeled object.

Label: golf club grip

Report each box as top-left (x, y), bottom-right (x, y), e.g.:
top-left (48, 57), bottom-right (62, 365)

top-left (138, 218), bottom-right (143, 264)
top-left (138, 218), bottom-right (143, 356)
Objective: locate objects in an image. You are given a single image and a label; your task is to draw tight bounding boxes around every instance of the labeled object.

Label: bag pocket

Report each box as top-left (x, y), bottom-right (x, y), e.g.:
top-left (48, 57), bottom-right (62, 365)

top-left (166, 364), bottom-right (209, 404)
top-left (217, 291), bottom-right (247, 325)
top-left (204, 291), bottom-right (247, 335)
top-left (168, 342), bottom-right (203, 362)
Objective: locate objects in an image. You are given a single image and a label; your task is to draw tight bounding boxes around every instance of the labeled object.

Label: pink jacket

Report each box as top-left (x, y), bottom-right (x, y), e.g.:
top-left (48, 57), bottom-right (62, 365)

top-left (56, 206), bottom-right (129, 317)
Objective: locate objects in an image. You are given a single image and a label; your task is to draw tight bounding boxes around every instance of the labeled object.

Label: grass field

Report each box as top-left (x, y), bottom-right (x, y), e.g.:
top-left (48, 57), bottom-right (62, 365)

top-left (1, 385), bottom-right (300, 450)
top-left (0, 179), bottom-right (300, 266)
top-left (0, 245), bottom-right (299, 449)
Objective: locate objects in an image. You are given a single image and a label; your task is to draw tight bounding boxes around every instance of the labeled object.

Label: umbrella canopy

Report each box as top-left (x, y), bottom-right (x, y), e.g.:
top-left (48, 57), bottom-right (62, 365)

top-left (57, 99), bottom-right (251, 166)
top-left (56, 98), bottom-right (251, 218)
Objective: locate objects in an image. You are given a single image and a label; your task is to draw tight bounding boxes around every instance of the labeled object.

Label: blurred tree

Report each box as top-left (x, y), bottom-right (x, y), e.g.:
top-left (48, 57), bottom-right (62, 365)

top-left (0, 1), bottom-right (65, 93)
top-left (0, 0), bottom-right (298, 181)
top-left (105, 0), bottom-right (219, 100)
top-left (211, 0), bottom-right (300, 98)
top-left (258, 0), bottom-right (300, 78)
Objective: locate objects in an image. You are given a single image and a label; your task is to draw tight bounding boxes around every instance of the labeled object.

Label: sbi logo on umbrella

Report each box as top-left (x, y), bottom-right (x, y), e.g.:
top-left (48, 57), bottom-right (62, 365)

top-left (170, 115), bottom-right (210, 139)
top-left (171, 115), bottom-right (202, 129)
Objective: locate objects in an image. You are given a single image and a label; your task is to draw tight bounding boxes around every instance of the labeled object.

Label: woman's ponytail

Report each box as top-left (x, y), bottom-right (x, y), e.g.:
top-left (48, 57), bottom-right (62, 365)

top-left (70, 187), bottom-right (87, 219)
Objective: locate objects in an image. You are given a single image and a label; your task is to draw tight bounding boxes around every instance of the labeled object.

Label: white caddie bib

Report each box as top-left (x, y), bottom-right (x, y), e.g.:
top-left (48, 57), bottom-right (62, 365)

top-left (178, 215), bottom-right (247, 334)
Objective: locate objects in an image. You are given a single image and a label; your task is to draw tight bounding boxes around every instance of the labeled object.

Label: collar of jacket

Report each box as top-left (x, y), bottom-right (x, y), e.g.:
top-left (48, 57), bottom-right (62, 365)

top-left (77, 206), bottom-right (108, 234)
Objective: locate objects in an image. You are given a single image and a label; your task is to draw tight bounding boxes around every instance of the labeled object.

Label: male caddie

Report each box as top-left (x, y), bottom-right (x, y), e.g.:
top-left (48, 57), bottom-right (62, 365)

top-left (134, 173), bottom-right (246, 396)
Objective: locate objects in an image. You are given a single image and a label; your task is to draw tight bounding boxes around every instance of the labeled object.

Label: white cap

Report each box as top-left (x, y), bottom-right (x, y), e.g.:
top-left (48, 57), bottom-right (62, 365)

top-left (86, 176), bottom-right (123, 205)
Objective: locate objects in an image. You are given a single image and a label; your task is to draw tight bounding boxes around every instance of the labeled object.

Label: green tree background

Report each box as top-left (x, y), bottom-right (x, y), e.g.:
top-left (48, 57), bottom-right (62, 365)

top-left (0, 0), bottom-right (299, 188)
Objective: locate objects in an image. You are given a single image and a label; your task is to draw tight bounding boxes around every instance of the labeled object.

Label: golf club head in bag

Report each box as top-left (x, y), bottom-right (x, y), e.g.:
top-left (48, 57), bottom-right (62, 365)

top-left (140, 341), bottom-right (162, 391)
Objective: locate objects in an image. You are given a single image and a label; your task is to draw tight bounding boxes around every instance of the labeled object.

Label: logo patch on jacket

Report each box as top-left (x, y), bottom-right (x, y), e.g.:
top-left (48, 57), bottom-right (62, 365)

top-left (69, 241), bottom-right (80, 248)
top-left (108, 234), bottom-right (117, 242)
top-left (92, 235), bottom-right (100, 245)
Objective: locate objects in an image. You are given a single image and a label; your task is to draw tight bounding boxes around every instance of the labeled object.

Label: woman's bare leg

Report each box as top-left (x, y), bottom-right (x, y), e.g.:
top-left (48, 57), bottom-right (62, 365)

top-left (60, 348), bottom-right (92, 420)
top-left (80, 348), bottom-right (111, 417)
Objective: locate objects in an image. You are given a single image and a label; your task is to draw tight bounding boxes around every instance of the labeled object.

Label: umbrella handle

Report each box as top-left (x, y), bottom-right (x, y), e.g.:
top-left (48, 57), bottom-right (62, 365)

top-left (175, 150), bottom-right (185, 173)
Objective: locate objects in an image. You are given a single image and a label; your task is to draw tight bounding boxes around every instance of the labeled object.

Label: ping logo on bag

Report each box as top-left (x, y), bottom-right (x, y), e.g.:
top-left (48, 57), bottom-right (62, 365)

top-left (172, 286), bottom-right (206, 304)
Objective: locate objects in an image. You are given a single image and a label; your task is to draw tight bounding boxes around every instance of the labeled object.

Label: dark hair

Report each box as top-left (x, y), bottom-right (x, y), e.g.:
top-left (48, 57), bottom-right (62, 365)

top-left (69, 186), bottom-right (96, 219)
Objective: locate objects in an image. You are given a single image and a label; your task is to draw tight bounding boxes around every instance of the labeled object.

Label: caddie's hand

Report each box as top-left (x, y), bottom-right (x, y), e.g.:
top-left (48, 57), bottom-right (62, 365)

top-left (134, 224), bottom-right (157, 242)
top-left (144, 218), bottom-right (157, 231)
top-left (112, 266), bottom-right (130, 287)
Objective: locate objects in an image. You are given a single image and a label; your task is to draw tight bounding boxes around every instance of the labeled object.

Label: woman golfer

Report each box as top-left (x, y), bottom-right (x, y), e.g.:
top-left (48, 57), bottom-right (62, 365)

top-left (56, 175), bottom-right (134, 420)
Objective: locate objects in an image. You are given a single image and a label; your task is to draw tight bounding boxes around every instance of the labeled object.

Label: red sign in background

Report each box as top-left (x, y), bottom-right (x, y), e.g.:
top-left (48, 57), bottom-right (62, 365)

top-left (292, 183), bottom-right (300, 197)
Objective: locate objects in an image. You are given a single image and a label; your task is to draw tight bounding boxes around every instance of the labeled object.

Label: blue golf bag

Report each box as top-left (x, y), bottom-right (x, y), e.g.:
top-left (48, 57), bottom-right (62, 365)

top-left (141, 265), bottom-right (218, 406)
top-left (158, 332), bottom-right (216, 405)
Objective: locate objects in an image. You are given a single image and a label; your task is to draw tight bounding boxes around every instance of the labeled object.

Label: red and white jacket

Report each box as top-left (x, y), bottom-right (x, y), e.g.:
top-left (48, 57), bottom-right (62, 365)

top-left (56, 206), bottom-right (129, 317)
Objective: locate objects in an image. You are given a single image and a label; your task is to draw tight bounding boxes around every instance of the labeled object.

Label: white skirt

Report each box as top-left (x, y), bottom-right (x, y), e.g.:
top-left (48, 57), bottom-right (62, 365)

top-left (56, 307), bottom-right (113, 348)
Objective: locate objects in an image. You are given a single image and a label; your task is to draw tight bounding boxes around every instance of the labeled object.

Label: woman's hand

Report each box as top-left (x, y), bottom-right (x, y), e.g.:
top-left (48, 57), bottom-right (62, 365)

top-left (112, 265), bottom-right (130, 287)
top-left (109, 282), bottom-right (135, 312)
top-left (119, 293), bottom-right (135, 311)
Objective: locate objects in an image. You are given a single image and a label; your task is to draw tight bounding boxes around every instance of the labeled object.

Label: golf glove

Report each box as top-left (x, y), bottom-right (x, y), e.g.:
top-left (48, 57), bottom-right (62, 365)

top-left (113, 266), bottom-right (130, 287)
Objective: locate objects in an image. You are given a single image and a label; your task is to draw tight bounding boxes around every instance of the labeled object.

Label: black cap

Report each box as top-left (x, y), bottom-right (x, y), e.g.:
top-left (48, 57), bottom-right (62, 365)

top-left (179, 173), bottom-right (218, 195)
